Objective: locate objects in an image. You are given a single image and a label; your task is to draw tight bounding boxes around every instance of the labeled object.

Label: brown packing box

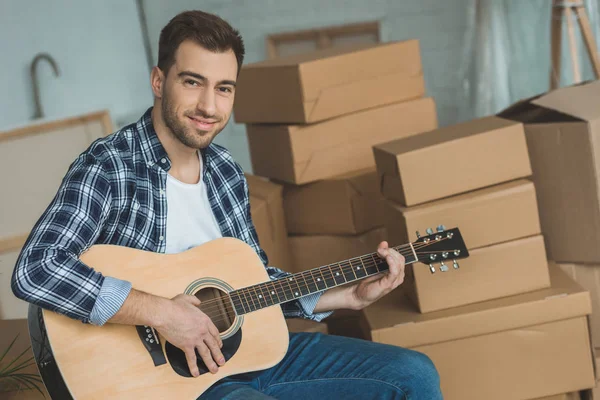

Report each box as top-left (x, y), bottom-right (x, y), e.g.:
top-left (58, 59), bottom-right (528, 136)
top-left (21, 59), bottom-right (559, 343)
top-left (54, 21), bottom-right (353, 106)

top-left (361, 264), bottom-right (597, 400)
top-left (385, 179), bottom-right (541, 249)
top-left (406, 234), bottom-right (549, 313)
top-left (247, 97), bottom-right (437, 185)
top-left (558, 263), bottom-right (600, 348)
top-left (285, 318), bottom-right (328, 334)
top-left (0, 318), bottom-right (49, 399)
top-left (373, 115), bottom-right (532, 206)
top-left (283, 168), bottom-right (384, 235)
top-left (288, 226), bottom-right (387, 273)
top-left (246, 174), bottom-right (293, 271)
top-left (536, 393), bottom-right (582, 400)
top-left (234, 40), bottom-right (425, 124)
top-left (498, 80), bottom-right (600, 264)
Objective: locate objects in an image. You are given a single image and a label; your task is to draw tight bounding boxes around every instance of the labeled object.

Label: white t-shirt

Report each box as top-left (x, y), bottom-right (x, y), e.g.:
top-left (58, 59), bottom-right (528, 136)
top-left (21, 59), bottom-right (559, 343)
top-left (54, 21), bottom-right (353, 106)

top-left (164, 152), bottom-right (222, 254)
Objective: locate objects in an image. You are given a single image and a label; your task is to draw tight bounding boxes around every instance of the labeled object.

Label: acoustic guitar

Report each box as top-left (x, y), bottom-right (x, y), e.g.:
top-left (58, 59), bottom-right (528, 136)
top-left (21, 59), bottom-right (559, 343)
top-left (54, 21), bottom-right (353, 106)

top-left (27, 226), bottom-right (468, 399)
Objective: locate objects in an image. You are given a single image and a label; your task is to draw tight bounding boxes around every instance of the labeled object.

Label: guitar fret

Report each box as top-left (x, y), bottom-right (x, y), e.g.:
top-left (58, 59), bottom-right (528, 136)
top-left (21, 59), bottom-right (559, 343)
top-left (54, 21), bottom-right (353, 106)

top-left (333, 263), bottom-right (347, 285)
top-left (363, 257), bottom-right (378, 275)
top-left (348, 259), bottom-right (359, 281)
top-left (291, 275), bottom-right (303, 297)
top-left (318, 268), bottom-right (329, 289)
top-left (267, 281), bottom-right (278, 305)
top-left (240, 288), bottom-right (253, 312)
top-left (279, 279), bottom-right (291, 301)
top-left (354, 258), bottom-right (367, 279)
top-left (299, 272), bottom-right (311, 295)
top-left (305, 270), bottom-right (320, 293)
top-left (370, 254), bottom-right (381, 273)
top-left (341, 261), bottom-right (355, 282)
top-left (251, 285), bottom-right (265, 309)
top-left (231, 292), bottom-right (245, 314)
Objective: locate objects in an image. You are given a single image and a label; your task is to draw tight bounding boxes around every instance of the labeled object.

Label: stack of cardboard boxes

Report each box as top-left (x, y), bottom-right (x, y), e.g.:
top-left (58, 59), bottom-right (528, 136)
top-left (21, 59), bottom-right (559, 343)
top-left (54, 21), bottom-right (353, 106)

top-left (235, 39), bottom-right (437, 276)
top-left (352, 113), bottom-right (598, 399)
top-left (498, 80), bottom-right (600, 399)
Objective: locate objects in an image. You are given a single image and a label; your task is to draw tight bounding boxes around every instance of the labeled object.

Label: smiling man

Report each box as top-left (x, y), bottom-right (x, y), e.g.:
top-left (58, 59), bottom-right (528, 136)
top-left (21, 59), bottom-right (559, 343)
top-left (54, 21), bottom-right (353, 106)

top-left (12, 10), bottom-right (442, 400)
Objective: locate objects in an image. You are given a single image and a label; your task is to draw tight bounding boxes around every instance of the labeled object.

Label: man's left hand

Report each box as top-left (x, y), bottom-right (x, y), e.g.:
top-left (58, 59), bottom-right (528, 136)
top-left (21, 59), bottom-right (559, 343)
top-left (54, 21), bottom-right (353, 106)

top-left (349, 241), bottom-right (405, 310)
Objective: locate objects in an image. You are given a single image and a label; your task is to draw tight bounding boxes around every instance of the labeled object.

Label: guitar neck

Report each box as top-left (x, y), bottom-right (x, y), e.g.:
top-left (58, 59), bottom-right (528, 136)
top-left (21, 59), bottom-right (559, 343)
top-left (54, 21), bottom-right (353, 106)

top-left (229, 244), bottom-right (418, 316)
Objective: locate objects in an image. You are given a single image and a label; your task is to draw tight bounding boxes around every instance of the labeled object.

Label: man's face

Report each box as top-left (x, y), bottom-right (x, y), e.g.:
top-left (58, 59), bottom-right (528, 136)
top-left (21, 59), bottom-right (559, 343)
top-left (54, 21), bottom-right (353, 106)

top-left (159, 40), bottom-right (238, 149)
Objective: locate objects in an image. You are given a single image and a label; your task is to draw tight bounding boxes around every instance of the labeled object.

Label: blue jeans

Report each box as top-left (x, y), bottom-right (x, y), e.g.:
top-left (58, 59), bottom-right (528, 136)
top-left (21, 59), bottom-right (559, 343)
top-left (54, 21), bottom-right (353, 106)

top-left (199, 332), bottom-right (442, 399)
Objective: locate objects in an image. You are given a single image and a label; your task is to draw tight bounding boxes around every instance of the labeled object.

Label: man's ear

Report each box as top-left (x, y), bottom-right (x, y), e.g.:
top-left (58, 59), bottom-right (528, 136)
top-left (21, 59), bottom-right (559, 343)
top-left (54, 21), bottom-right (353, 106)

top-left (150, 66), bottom-right (165, 98)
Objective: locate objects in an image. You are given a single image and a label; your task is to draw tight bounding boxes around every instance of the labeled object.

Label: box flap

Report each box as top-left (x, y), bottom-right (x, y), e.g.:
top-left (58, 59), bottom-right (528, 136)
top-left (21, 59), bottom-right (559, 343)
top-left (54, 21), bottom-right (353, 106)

top-left (397, 178), bottom-right (534, 217)
top-left (304, 70), bottom-right (424, 121)
top-left (243, 41), bottom-right (384, 68)
top-left (364, 263), bottom-right (591, 348)
top-left (373, 116), bottom-right (520, 160)
top-left (531, 81), bottom-right (600, 122)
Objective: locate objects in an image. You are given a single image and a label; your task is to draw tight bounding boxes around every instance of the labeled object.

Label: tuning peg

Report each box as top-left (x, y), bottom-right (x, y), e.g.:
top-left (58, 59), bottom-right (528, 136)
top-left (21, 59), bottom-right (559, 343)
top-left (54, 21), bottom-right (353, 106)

top-left (453, 260), bottom-right (460, 269)
top-left (440, 262), bottom-right (449, 272)
top-left (429, 264), bottom-right (436, 274)
top-left (416, 231), bottom-right (421, 239)
top-left (426, 228), bottom-right (434, 235)
top-left (436, 224), bottom-right (446, 232)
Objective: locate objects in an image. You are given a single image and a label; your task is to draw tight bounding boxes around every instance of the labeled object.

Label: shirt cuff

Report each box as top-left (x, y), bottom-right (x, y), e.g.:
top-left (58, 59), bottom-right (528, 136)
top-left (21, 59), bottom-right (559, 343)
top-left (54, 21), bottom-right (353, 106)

top-left (89, 276), bottom-right (132, 326)
top-left (297, 291), bottom-right (334, 322)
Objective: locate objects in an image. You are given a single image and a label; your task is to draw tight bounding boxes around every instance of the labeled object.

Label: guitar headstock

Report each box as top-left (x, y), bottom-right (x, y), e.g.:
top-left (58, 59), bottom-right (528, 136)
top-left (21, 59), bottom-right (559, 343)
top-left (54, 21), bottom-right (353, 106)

top-left (413, 225), bottom-right (469, 273)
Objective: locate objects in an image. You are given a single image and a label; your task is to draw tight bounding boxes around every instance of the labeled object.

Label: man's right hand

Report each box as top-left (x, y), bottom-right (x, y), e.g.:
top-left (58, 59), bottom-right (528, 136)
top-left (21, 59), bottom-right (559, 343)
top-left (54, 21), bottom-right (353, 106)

top-left (155, 294), bottom-right (225, 377)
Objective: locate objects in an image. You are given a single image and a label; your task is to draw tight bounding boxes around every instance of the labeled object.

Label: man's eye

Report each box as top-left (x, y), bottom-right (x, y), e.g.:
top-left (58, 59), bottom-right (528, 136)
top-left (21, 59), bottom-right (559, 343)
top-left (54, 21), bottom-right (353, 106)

top-left (185, 80), bottom-right (199, 86)
top-left (218, 87), bottom-right (233, 93)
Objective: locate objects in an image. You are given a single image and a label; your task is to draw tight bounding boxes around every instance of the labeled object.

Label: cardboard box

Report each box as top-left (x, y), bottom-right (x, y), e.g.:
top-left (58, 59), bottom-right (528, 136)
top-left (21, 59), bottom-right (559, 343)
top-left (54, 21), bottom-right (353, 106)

top-left (498, 81), bottom-right (600, 263)
top-left (536, 394), bottom-right (581, 400)
top-left (558, 263), bottom-right (600, 348)
top-left (361, 264), bottom-right (596, 400)
top-left (288, 227), bottom-right (387, 273)
top-left (385, 179), bottom-right (541, 250)
top-left (234, 40), bottom-right (425, 124)
top-left (405, 235), bottom-right (549, 312)
top-left (285, 318), bottom-right (329, 334)
top-left (246, 97), bottom-right (437, 185)
top-left (283, 168), bottom-right (384, 235)
top-left (246, 174), bottom-right (293, 271)
top-left (373, 115), bottom-right (532, 206)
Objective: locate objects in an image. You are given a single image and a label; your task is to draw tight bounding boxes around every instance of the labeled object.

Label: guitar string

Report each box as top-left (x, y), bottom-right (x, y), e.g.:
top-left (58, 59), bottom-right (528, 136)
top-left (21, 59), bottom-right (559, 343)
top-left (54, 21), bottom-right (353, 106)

top-left (190, 238), bottom-right (446, 315)
top-left (191, 238), bottom-right (455, 318)
top-left (199, 247), bottom-right (457, 326)
top-left (192, 239), bottom-right (458, 321)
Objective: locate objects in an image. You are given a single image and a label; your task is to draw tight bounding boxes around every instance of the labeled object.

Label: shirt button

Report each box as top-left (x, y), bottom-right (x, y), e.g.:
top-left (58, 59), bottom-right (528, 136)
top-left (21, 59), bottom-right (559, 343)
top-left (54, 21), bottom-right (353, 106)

top-left (159, 236), bottom-right (164, 241)
top-left (159, 189), bottom-right (165, 196)
top-left (161, 158), bottom-right (167, 164)
top-left (133, 203), bottom-right (140, 210)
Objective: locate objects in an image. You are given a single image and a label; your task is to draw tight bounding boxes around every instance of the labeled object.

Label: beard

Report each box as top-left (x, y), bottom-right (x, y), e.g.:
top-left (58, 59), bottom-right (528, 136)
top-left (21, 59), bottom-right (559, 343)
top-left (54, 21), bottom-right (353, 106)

top-left (161, 91), bottom-right (224, 149)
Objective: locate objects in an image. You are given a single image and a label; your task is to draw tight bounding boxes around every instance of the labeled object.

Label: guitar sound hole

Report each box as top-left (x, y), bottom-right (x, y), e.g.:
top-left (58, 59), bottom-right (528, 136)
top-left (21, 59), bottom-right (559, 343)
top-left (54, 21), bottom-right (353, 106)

top-left (166, 286), bottom-right (242, 377)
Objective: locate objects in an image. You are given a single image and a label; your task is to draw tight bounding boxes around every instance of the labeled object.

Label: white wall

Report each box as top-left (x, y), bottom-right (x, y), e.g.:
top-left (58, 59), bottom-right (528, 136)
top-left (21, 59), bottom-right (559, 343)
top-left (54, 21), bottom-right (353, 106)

top-left (0, 0), bottom-right (152, 131)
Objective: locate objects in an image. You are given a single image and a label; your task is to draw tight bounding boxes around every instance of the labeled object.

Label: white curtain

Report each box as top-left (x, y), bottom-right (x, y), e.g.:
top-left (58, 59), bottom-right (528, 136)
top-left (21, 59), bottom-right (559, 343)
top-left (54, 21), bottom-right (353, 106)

top-left (457, 0), bottom-right (600, 123)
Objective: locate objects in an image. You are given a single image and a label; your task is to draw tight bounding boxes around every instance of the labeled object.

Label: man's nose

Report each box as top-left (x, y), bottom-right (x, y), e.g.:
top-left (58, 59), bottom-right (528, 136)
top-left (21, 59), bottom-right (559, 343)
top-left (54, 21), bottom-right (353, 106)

top-left (196, 87), bottom-right (216, 117)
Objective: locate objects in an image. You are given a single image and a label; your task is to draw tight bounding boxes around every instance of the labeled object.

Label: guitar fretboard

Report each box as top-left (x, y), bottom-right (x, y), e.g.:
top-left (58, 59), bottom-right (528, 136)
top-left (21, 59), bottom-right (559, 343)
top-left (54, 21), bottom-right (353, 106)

top-left (229, 245), bottom-right (418, 315)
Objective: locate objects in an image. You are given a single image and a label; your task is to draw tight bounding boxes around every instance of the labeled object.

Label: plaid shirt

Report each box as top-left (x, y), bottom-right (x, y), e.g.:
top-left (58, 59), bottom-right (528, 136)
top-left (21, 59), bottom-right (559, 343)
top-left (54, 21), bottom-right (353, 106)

top-left (12, 108), bottom-right (330, 325)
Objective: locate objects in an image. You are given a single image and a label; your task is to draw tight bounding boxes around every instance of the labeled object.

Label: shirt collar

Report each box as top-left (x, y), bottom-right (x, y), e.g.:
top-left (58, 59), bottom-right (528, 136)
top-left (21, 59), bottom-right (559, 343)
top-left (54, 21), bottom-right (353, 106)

top-left (136, 107), bottom-right (171, 171)
top-left (135, 106), bottom-right (212, 172)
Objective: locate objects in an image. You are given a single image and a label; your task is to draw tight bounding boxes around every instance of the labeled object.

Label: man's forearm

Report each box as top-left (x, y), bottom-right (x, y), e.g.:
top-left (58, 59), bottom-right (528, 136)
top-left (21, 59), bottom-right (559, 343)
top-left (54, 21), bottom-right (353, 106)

top-left (313, 285), bottom-right (360, 314)
top-left (108, 288), bottom-right (171, 328)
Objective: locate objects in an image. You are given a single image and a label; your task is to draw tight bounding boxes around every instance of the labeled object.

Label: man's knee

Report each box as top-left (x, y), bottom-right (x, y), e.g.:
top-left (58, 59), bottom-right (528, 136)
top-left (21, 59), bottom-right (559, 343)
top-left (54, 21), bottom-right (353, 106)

top-left (388, 348), bottom-right (442, 399)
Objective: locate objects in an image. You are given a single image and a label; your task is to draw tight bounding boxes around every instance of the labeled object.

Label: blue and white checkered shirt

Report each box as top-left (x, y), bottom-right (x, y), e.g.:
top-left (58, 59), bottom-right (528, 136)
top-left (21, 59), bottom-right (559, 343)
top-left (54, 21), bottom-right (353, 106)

top-left (12, 108), bottom-right (330, 325)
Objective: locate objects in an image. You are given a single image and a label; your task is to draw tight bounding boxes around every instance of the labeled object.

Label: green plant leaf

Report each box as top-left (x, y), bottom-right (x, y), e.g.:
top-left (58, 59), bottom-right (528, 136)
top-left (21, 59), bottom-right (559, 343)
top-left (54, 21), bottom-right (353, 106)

top-left (1, 354), bottom-right (36, 377)
top-left (0, 334), bottom-right (19, 365)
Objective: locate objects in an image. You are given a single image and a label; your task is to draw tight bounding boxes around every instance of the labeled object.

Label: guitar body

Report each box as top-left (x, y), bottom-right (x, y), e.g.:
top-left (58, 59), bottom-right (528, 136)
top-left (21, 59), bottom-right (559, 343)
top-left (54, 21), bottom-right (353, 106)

top-left (30, 237), bottom-right (289, 399)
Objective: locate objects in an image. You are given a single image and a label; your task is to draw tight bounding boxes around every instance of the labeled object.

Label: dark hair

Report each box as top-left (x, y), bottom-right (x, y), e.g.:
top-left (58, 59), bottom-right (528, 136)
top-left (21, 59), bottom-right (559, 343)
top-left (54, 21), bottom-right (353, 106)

top-left (157, 10), bottom-right (245, 76)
